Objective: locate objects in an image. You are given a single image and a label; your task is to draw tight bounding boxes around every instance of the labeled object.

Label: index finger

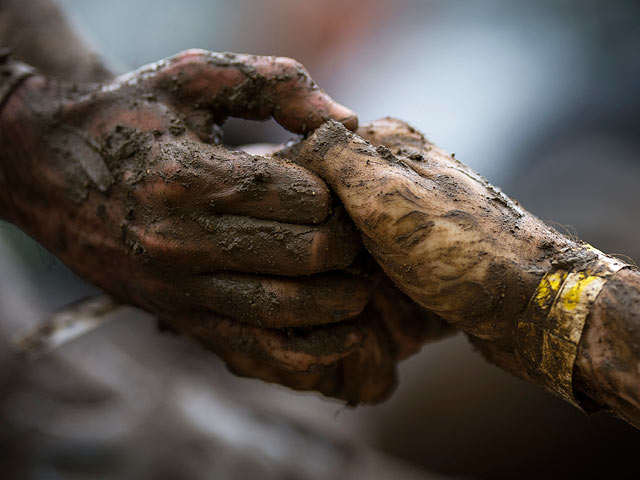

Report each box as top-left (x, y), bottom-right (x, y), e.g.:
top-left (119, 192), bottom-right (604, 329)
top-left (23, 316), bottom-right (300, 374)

top-left (138, 49), bottom-right (358, 134)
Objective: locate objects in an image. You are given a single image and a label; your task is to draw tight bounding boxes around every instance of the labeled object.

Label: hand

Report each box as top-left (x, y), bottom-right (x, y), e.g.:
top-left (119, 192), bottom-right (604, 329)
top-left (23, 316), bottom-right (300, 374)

top-left (211, 270), bottom-right (454, 405)
top-left (161, 137), bottom-right (455, 405)
top-left (287, 117), bottom-right (572, 344)
top-left (286, 117), bottom-right (640, 426)
top-left (0, 50), bottom-right (368, 372)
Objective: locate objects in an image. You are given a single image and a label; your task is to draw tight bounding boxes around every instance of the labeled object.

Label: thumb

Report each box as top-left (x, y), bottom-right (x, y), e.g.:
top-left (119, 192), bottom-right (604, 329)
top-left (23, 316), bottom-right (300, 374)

top-left (282, 119), bottom-right (432, 258)
top-left (280, 118), bottom-right (462, 318)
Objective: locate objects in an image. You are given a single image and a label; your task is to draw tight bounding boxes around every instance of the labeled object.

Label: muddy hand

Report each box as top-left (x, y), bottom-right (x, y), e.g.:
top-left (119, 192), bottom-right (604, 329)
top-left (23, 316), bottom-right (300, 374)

top-left (288, 117), bottom-right (566, 341)
top-left (0, 51), bottom-right (364, 373)
top-left (288, 117), bottom-right (640, 428)
top-left (132, 49), bottom-right (358, 139)
top-left (215, 274), bottom-right (454, 405)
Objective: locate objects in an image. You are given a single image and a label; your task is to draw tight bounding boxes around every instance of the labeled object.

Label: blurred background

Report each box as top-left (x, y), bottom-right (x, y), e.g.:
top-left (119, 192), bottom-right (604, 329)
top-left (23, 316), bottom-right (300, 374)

top-left (1, 0), bottom-right (640, 478)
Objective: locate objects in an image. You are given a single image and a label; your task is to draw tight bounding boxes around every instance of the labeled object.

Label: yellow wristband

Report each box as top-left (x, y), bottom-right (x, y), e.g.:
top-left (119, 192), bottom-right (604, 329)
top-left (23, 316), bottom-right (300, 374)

top-left (516, 246), bottom-right (626, 407)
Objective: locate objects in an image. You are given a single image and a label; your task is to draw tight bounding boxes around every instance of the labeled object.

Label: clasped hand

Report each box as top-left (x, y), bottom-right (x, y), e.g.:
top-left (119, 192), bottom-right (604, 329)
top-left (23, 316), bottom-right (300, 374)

top-left (0, 50), bottom-right (451, 404)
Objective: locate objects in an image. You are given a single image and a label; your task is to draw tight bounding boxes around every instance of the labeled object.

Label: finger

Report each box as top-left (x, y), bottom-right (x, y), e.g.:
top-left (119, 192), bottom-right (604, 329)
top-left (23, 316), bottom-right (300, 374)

top-left (168, 314), bottom-right (364, 373)
top-left (356, 116), bottom-right (430, 153)
top-left (128, 207), bottom-right (362, 275)
top-left (142, 49), bottom-right (358, 134)
top-left (288, 119), bottom-right (533, 337)
top-left (217, 307), bottom-right (397, 405)
top-left (137, 139), bottom-right (331, 224)
top-left (337, 315), bottom-right (398, 405)
top-left (277, 120), bottom-right (443, 302)
top-left (371, 275), bottom-right (456, 361)
top-left (186, 272), bottom-right (370, 328)
top-left (216, 346), bottom-right (342, 395)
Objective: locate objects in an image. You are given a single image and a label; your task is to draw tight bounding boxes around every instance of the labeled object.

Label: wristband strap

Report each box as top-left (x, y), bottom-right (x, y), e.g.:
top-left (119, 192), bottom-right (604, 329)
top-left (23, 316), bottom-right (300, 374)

top-left (0, 49), bottom-right (36, 112)
top-left (516, 245), bottom-right (626, 407)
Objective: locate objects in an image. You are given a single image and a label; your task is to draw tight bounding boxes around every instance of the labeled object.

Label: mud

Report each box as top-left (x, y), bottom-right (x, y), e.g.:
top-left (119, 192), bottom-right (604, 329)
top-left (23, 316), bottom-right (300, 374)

top-left (184, 208), bottom-right (361, 275)
top-left (101, 124), bottom-right (155, 184)
top-left (188, 272), bottom-right (369, 328)
top-left (432, 173), bottom-right (464, 198)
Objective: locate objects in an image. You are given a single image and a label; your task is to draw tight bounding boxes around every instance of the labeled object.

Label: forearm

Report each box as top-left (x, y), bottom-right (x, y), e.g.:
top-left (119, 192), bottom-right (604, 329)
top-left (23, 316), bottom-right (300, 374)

top-left (0, 0), bottom-right (113, 82)
top-left (575, 268), bottom-right (640, 427)
top-left (0, 0), bottom-right (117, 218)
top-left (471, 263), bottom-right (640, 425)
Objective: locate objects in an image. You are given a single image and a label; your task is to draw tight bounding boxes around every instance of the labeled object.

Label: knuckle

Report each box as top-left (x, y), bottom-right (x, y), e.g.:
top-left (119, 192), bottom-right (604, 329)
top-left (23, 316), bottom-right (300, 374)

top-left (127, 224), bottom-right (176, 260)
top-left (155, 153), bottom-right (188, 183)
top-left (132, 145), bottom-right (192, 204)
top-left (133, 177), bottom-right (187, 206)
top-left (273, 57), bottom-right (305, 77)
top-left (158, 50), bottom-right (209, 82)
top-left (141, 232), bottom-right (174, 259)
top-left (174, 48), bottom-right (209, 64)
top-left (157, 160), bottom-right (183, 180)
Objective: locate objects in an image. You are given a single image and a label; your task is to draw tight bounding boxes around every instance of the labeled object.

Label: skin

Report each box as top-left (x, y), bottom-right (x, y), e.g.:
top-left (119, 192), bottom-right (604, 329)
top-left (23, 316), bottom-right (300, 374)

top-left (215, 273), bottom-right (454, 405)
top-left (0, 49), bottom-right (369, 373)
top-left (291, 117), bottom-right (640, 423)
top-left (286, 117), bottom-right (563, 339)
top-left (575, 268), bottom-right (640, 428)
top-left (4, 0), bottom-right (635, 412)
top-left (0, 48), bottom-right (453, 401)
top-left (0, 0), bottom-right (456, 402)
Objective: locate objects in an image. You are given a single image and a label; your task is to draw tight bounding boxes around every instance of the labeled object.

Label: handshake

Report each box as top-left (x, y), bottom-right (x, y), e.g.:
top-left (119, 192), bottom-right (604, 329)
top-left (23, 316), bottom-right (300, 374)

top-left (1, 50), bottom-right (638, 425)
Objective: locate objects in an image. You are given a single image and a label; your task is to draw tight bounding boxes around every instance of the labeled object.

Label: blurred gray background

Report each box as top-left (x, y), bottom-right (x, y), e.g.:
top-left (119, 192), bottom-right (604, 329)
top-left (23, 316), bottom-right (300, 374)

top-left (1, 0), bottom-right (639, 478)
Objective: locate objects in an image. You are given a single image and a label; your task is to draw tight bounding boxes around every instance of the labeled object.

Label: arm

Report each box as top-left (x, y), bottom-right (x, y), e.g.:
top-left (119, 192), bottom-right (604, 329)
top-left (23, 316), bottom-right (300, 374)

top-left (0, 0), bottom-right (113, 82)
top-left (0, 0), bottom-right (114, 217)
top-left (575, 268), bottom-right (640, 426)
top-left (290, 117), bottom-right (640, 427)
